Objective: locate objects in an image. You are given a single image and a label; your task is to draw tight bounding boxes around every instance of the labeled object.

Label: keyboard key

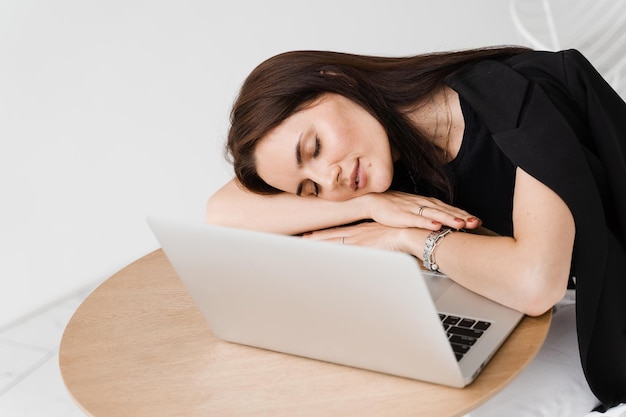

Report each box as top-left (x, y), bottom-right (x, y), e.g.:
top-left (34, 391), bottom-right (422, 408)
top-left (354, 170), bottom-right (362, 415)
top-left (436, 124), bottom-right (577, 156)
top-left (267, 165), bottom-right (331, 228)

top-left (458, 318), bottom-right (476, 328)
top-left (474, 321), bottom-right (492, 331)
top-left (443, 316), bottom-right (461, 325)
top-left (449, 334), bottom-right (477, 346)
top-left (438, 313), bottom-right (491, 362)
top-left (448, 326), bottom-right (484, 339)
top-left (451, 343), bottom-right (470, 354)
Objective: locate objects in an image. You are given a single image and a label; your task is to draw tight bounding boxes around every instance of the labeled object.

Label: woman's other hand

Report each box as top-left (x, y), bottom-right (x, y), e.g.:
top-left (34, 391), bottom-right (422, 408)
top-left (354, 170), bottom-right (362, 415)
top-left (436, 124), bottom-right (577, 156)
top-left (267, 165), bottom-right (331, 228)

top-left (302, 221), bottom-right (415, 253)
top-left (361, 191), bottom-right (481, 231)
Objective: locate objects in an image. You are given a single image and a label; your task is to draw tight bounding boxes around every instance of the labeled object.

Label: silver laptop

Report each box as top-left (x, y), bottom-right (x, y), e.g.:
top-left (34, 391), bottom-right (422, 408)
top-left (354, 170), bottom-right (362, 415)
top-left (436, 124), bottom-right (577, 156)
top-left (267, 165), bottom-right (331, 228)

top-left (147, 217), bottom-right (523, 388)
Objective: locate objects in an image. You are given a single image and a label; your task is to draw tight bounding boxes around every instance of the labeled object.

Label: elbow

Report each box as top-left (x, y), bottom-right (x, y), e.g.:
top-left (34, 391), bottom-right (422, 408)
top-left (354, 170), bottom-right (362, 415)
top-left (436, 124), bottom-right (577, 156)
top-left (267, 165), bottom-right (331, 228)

top-left (205, 194), bottom-right (230, 226)
top-left (205, 180), bottom-right (254, 228)
top-left (515, 268), bottom-right (568, 317)
top-left (521, 298), bottom-right (558, 318)
top-left (205, 195), bottom-right (218, 224)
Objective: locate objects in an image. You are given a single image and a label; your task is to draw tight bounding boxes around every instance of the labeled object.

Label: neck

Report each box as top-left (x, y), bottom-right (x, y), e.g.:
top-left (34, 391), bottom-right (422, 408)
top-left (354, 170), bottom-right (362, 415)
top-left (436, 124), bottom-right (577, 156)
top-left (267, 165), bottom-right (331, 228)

top-left (407, 87), bottom-right (463, 161)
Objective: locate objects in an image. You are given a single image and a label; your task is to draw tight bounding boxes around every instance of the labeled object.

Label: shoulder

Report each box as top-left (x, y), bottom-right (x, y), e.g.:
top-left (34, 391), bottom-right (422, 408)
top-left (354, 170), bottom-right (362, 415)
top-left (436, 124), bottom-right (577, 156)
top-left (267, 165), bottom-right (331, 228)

top-left (502, 49), bottom-right (594, 86)
top-left (449, 49), bottom-right (590, 86)
top-left (446, 49), bottom-right (594, 132)
top-left (503, 48), bottom-right (590, 67)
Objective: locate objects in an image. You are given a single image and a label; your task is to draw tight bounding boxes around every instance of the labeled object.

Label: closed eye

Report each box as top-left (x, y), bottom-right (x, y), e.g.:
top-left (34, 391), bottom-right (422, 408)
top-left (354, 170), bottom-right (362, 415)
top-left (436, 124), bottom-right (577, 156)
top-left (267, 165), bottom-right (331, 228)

top-left (297, 180), bottom-right (319, 197)
top-left (308, 137), bottom-right (320, 196)
top-left (313, 136), bottom-right (320, 158)
top-left (296, 135), bottom-right (322, 196)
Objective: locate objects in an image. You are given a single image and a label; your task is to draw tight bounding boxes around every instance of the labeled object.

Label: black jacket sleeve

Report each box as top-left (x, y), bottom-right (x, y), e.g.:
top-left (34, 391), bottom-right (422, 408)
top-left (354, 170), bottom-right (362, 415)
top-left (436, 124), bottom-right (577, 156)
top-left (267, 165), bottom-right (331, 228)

top-left (447, 49), bottom-right (626, 408)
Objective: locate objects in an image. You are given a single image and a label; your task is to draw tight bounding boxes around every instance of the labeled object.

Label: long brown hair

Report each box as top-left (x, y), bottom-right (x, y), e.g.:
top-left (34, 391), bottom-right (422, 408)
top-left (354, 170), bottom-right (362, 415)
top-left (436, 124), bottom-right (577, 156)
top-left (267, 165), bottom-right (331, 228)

top-left (227, 46), bottom-right (529, 201)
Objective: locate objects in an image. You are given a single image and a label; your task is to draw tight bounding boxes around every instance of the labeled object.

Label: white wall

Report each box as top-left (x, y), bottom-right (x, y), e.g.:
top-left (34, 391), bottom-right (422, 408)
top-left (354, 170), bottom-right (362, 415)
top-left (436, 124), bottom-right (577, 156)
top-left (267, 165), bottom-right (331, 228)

top-left (0, 0), bottom-right (523, 327)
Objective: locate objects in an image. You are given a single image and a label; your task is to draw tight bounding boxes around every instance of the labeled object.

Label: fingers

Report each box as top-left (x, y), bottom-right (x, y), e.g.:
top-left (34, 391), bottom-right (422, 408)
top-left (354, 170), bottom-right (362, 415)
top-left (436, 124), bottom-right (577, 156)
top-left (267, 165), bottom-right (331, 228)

top-left (382, 192), bottom-right (481, 228)
top-left (303, 223), bottom-right (378, 246)
top-left (413, 204), bottom-right (481, 230)
top-left (302, 223), bottom-right (387, 251)
top-left (389, 192), bottom-right (479, 230)
top-left (303, 228), bottom-right (350, 245)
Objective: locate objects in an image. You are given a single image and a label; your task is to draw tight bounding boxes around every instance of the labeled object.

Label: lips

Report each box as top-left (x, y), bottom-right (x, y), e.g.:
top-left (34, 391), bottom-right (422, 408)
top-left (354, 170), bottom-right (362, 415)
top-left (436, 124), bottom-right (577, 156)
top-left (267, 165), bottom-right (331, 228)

top-left (351, 159), bottom-right (365, 191)
top-left (350, 160), bottom-right (359, 191)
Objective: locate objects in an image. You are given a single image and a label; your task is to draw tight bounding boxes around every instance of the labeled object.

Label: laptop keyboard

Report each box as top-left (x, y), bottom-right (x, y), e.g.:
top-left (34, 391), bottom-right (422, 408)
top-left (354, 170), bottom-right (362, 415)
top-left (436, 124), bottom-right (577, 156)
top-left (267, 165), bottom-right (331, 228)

top-left (439, 313), bottom-right (492, 361)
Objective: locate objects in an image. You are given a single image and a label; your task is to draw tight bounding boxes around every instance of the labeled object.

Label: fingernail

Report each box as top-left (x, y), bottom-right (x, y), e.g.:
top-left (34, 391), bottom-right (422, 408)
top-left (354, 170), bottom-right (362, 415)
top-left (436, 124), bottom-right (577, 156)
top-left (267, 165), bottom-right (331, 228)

top-left (467, 217), bottom-right (479, 222)
top-left (454, 218), bottom-right (464, 223)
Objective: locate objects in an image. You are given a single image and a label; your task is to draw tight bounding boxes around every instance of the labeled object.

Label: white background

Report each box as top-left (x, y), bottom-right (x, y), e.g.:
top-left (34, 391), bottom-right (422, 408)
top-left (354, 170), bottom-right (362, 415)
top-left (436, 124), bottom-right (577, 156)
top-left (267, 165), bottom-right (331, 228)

top-left (0, 0), bottom-right (523, 327)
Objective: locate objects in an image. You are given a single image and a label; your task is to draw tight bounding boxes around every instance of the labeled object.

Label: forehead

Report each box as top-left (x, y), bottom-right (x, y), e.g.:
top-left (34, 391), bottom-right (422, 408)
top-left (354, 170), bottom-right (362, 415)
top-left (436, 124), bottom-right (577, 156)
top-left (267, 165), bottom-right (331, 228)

top-left (254, 110), bottom-right (306, 190)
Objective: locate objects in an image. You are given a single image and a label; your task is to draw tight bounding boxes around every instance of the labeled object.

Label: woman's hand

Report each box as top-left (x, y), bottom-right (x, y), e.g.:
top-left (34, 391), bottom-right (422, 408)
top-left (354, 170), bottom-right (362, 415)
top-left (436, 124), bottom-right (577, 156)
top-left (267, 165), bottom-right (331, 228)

top-left (207, 179), bottom-right (479, 237)
top-left (360, 191), bottom-right (481, 231)
top-left (302, 221), bottom-right (416, 253)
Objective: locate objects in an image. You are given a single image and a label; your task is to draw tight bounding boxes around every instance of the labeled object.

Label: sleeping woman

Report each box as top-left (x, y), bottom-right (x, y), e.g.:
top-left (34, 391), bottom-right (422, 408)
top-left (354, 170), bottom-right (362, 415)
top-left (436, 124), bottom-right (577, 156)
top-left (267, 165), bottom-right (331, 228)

top-left (205, 46), bottom-right (626, 411)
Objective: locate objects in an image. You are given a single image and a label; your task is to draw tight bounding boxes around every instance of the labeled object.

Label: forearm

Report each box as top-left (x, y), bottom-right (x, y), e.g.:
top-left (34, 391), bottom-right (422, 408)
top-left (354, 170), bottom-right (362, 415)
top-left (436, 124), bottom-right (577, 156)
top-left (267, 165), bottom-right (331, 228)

top-left (404, 168), bottom-right (574, 315)
top-left (401, 228), bottom-right (568, 316)
top-left (205, 179), bottom-right (369, 235)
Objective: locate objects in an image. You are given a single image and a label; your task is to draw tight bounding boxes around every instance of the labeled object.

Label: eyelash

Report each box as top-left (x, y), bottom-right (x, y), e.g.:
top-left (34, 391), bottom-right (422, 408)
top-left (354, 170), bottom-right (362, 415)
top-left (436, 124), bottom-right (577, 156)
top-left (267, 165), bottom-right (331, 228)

top-left (312, 137), bottom-right (320, 196)
top-left (313, 136), bottom-right (320, 158)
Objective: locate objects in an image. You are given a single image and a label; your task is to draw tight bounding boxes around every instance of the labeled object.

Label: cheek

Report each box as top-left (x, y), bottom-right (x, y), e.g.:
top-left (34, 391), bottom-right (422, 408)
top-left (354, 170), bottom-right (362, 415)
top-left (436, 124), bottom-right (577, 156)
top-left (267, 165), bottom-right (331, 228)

top-left (254, 137), bottom-right (298, 189)
top-left (256, 168), bottom-right (296, 193)
top-left (255, 157), bottom-right (292, 193)
top-left (370, 158), bottom-right (395, 193)
top-left (372, 172), bottom-right (393, 193)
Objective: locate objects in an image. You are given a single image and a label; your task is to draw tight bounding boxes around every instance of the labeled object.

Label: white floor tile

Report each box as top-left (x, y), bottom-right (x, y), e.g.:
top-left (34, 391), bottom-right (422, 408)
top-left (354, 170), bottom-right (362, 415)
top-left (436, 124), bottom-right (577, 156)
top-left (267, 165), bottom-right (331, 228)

top-left (0, 290), bottom-right (92, 351)
top-left (0, 351), bottom-right (85, 417)
top-left (0, 341), bottom-right (48, 395)
top-left (0, 285), bottom-right (96, 417)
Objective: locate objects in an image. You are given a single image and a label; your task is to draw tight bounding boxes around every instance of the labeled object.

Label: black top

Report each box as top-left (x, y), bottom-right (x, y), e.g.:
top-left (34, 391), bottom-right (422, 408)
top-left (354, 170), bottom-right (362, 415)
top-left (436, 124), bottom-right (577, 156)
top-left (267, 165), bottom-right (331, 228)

top-left (390, 98), bottom-right (516, 237)
top-left (394, 50), bottom-right (626, 407)
top-left (446, 49), bottom-right (626, 408)
top-left (448, 97), bottom-right (516, 237)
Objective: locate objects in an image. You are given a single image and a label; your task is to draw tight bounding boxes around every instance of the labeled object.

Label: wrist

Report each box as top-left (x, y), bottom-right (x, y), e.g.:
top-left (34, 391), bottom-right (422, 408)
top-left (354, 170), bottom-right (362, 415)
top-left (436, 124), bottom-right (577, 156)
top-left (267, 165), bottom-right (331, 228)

top-left (398, 227), bottom-right (431, 259)
top-left (353, 192), bottom-right (376, 220)
top-left (423, 227), bottom-right (466, 272)
top-left (423, 227), bottom-right (454, 272)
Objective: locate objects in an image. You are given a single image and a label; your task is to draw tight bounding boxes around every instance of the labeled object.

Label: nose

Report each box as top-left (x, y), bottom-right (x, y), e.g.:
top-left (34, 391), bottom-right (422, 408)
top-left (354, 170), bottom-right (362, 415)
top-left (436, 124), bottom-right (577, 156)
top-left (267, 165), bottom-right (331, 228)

top-left (310, 163), bottom-right (341, 195)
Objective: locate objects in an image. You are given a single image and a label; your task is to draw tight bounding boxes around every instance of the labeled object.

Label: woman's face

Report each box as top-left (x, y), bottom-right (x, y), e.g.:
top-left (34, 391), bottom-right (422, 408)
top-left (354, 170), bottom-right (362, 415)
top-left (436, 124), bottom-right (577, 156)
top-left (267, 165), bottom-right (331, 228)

top-left (254, 93), bottom-right (395, 201)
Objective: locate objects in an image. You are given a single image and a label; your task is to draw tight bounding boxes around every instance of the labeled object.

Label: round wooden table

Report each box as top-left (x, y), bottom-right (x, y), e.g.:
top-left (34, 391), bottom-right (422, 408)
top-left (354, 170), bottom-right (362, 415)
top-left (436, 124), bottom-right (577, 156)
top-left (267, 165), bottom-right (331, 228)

top-left (59, 249), bottom-right (551, 417)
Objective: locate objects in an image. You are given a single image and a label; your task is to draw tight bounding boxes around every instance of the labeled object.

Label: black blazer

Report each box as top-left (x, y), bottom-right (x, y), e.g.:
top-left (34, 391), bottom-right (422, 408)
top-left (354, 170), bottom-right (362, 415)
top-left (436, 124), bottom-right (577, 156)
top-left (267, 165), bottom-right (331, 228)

top-left (446, 49), bottom-right (626, 409)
